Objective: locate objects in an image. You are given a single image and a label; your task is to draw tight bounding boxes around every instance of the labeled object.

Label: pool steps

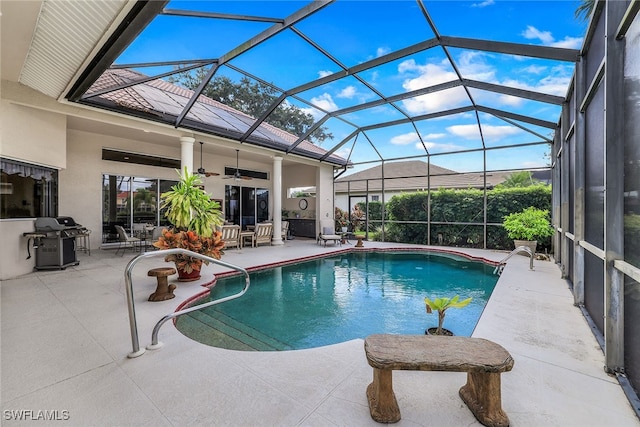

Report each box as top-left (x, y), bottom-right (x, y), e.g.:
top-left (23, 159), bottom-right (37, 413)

top-left (179, 309), bottom-right (292, 351)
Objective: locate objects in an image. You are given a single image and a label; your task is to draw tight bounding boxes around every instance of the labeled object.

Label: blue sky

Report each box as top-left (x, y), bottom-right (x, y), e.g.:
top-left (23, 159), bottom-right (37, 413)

top-left (117, 0), bottom-right (587, 173)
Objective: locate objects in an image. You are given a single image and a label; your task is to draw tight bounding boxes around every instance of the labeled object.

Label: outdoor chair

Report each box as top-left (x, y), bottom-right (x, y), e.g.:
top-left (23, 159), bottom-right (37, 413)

top-left (281, 221), bottom-right (289, 241)
top-left (317, 226), bottom-right (342, 247)
top-left (114, 225), bottom-right (141, 256)
top-left (253, 222), bottom-right (273, 247)
top-left (221, 224), bottom-right (241, 250)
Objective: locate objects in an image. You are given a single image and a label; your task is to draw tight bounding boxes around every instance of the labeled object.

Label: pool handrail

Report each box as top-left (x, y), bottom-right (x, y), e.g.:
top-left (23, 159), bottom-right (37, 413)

top-left (494, 246), bottom-right (534, 275)
top-left (124, 248), bottom-right (250, 358)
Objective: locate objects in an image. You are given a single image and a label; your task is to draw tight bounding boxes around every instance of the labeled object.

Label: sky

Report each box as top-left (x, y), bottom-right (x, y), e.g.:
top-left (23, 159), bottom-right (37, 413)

top-left (117, 0), bottom-right (588, 174)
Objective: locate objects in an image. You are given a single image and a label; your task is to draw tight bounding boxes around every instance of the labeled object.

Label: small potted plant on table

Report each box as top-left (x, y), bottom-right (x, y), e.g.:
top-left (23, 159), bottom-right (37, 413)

top-left (502, 206), bottom-right (554, 255)
top-left (424, 295), bottom-right (472, 336)
top-left (153, 167), bottom-right (225, 281)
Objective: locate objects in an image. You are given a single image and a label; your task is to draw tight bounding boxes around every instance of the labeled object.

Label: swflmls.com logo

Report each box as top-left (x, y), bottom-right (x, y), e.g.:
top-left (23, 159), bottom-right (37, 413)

top-left (3, 410), bottom-right (70, 421)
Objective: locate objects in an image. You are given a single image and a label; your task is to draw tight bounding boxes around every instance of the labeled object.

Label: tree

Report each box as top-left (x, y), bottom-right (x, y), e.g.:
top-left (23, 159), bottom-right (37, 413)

top-left (575, 0), bottom-right (595, 21)
top-left (496, 171), bottom-right (540, 188)
top-left (169, 69), bottom-right (332, 145)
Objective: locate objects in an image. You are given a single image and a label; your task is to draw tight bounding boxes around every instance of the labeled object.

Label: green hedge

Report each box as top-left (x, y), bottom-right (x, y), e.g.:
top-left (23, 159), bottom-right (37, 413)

top-left (357, 185), bottom-right (552, 251)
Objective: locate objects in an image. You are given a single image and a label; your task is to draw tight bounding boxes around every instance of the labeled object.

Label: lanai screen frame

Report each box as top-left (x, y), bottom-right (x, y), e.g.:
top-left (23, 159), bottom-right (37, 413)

top-left (65, 0), bottom-right (582, 250)
top-left (67, 0), bottom-right (578, 167)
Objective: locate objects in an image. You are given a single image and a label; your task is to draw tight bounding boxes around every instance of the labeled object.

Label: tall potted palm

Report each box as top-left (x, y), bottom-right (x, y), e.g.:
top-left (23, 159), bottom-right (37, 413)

top-left (153, 167), bottom-right (225, 281)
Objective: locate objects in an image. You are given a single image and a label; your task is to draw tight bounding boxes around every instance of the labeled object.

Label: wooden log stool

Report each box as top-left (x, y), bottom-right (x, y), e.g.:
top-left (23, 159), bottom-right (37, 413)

top-left (355, 235), bottom-right (365, 247)
top-left (364, 334), bottom-right (514, 426)
top-left (148, 267), bottom-right (177, 302)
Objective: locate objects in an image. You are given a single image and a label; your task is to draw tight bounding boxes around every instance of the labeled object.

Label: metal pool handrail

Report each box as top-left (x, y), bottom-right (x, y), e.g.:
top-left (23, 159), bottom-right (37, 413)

top-left (493, 246), bottom-right (534, 275)
top-left (124, 248), bottom-right (250, 358)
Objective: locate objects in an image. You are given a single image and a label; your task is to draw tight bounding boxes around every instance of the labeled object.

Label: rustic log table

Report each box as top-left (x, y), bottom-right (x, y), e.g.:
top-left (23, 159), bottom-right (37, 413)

top-left (147, 267), bottom-right (177, 301)
top-left (364, 334), bottom-right (514, 426)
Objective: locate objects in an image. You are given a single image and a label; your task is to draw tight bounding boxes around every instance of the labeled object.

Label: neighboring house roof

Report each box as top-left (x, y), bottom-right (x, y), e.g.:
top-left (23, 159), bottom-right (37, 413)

top-left (84, 68), bottom-right (345, 165)
top-left (334, 160), bottom-right (513, 193)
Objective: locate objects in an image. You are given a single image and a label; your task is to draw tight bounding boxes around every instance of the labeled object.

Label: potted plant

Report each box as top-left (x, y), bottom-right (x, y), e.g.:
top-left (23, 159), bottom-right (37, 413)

top-left (424, 295), bottom-right (472, 336)
top-left (335, 207), bottom-right (349, 232)
top-left (153, 167), bottom-right (225, 281)
top-left (502, 206), bottom-right (554, 255)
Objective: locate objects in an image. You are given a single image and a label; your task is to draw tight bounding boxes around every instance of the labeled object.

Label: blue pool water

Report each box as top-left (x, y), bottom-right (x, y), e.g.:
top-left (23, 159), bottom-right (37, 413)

top-left (176, 251), bottom-right (499, 351)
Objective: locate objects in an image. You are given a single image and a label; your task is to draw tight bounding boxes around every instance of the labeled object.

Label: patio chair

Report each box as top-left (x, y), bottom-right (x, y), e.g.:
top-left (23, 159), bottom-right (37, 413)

top-left (114, 225), bottom-right (141, 256)
top-left (317, 226), bottom-right (342, 247)
top-left (253, 222), bottom-right (273, 247)
top-left (281, 221), bottom-right (289, 241)
top-left (221, 224), bottom-right (241, 250)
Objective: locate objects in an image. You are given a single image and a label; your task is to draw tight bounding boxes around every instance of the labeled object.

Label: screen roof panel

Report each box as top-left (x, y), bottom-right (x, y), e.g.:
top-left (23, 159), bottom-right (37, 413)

top-left (69, 0), bottom-right (586, 169)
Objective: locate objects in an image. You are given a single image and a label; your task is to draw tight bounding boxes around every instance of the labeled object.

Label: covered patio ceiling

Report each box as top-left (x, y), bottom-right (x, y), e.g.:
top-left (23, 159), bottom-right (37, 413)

top-left (65, 0), bottom-right (584, 173)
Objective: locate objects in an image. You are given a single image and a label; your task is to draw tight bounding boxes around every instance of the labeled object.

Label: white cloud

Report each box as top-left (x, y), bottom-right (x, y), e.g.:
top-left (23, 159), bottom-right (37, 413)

top-left (301, 93), bottom-right (338, 120)
top-left (537, 76), bottom-right (572, 96)
top-left (522, 25), bottom-right (583, 49)
top-left (447, 124), bottom-right (480, 139)
top-left (522, 25), bottom-right (554, 44)
top-left (551, 36), bottom-right (583, 49)
top-left (501, 67), bottom-right (572, 97)
top-left (472, 0), bottom-right (495, 7)
top-left (377, 47), bottom-right (391, 57)
top-left (337, 86), bottom-right (356, 99)
top-left (311, 93), bottom-right (338, 111)
top-left (390, 132), bottom-right (463, 153)
top-left (498, 94), bottom-right (524, 107)
top-left (457, 51), bottom-right (496, 82)
top-left (521, 65), bottom-right (547, 74)
top-left (421, 141), bottom-right (464, 152)
top-left (391, 132), bottom-right (419, 145)
top-left (447, 124), bottom-right (522, 140)
top-left (318, 70), bottom-right (332, 78)
top-left (423, 133), bottom-right (446, 139)
top-left (398, 60), bottom-right (465, 114)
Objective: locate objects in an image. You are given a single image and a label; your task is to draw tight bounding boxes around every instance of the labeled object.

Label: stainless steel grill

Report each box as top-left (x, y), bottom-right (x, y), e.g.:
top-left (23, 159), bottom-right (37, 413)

top-left (23, 217), bottom-right (85, 270)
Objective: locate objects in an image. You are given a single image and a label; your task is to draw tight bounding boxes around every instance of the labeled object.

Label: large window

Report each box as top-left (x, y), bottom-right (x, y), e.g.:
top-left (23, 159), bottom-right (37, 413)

top-left (0, 158), bottom-right (58, 219)
top-left (101, 174), bottom-right (176, 243)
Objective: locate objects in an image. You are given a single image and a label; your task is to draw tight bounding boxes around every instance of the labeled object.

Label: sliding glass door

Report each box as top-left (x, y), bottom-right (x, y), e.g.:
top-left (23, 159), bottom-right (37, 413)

top-left (225, 185), bottom-right (269, 230)
top-left (102, 174), bottom-right (176, 243)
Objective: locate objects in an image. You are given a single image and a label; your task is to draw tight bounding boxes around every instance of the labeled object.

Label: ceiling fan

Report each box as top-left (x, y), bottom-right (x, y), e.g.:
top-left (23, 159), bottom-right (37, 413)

top-left (197, 141), bottom-right (219, 177)
top-left (223, 149), bottom-right (252, 181)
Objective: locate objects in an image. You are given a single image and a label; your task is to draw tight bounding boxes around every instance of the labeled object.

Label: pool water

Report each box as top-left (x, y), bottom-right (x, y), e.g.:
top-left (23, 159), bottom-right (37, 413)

top-left (176, 251), bottom-right (499, 351)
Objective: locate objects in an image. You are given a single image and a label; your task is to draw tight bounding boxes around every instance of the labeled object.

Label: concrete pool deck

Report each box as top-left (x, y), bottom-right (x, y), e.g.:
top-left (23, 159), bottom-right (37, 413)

top-left (1, 239), bottom-right (638, 426)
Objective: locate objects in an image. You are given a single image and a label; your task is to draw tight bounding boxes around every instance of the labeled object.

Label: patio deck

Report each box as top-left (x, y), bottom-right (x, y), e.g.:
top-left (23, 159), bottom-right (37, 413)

top-left (1, 238), bottom-right (638, 426)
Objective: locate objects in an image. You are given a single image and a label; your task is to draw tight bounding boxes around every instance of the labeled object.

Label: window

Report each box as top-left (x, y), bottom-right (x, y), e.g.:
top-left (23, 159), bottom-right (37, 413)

top-left (101, 174), bottom-right (176, 243)
top-left (371, 195), bottom-right (380, 202)
top-left (0, 158), bottom-right (58, 219)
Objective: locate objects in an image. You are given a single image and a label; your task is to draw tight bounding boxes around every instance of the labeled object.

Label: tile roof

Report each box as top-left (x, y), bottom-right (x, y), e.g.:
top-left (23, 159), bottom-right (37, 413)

top-left (85, 68), bottom-right (345, 164)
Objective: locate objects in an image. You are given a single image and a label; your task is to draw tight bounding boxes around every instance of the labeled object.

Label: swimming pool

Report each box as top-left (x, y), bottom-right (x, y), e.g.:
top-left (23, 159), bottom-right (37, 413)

top-left (176, 250), bottom-right (499, 351)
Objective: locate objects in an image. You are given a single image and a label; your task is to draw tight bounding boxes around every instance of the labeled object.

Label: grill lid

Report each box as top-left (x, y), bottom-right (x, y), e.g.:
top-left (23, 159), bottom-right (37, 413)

top-left (35, 217), bottom-right (65, 231)
top-left (35, 217), bottom-right (81, 231)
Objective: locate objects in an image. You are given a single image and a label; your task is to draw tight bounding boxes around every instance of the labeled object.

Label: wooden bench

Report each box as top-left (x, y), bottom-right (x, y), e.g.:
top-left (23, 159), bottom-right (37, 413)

top-left (364, 334), bottom-right (514, 426)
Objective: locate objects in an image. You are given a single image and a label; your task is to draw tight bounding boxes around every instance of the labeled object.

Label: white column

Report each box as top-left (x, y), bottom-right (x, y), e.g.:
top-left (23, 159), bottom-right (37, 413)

top-left (180, 136), bottom-right (195, 174)
top-left (271, 155), bottom-right (284, 245)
